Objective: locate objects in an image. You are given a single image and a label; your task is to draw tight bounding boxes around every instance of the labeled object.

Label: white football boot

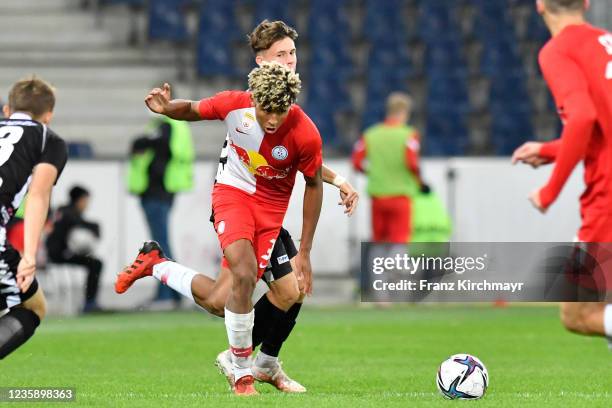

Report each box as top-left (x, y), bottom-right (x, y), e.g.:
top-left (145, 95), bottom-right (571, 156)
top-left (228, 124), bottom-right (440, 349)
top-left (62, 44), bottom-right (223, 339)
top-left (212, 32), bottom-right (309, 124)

top-left (252, 360), bottom-right (307, 393)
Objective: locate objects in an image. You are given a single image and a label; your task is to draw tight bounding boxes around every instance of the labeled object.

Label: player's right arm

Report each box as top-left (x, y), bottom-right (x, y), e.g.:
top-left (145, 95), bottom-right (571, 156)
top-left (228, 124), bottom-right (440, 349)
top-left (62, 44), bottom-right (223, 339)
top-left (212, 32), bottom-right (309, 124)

top-left (321, 164), bottom-right (359, 216)
top-left (533, 47), bottom-right (598, 211)
top-left (145, 83), bottom-right (201, 121)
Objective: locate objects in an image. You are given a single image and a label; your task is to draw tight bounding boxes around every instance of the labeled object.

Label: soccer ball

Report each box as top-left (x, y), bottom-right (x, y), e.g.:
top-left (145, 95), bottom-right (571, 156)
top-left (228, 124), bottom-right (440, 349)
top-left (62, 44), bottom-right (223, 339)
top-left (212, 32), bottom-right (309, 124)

top-left (436, 354), bottom-right (489, 399)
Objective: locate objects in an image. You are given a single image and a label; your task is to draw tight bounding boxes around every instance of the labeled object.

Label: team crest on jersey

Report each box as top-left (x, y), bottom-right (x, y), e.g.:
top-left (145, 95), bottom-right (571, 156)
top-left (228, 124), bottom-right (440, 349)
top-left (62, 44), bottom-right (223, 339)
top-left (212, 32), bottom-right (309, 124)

top-left (272, 146), bottom-right (288, 160)
top-left (242, 112), bottom-right (255, 129)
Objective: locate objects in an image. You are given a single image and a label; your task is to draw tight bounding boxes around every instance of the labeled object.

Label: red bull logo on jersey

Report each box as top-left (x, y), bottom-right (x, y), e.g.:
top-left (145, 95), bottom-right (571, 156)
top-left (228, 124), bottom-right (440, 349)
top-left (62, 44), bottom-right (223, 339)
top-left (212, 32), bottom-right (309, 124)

top-left (230, 141), bottom-right (289, 180)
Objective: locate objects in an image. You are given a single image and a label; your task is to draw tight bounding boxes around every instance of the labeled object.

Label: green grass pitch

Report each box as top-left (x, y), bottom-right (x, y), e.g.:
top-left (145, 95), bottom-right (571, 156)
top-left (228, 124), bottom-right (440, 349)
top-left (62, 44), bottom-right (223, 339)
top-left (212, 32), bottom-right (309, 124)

top-left (1, 305), bottom-right (611, 407)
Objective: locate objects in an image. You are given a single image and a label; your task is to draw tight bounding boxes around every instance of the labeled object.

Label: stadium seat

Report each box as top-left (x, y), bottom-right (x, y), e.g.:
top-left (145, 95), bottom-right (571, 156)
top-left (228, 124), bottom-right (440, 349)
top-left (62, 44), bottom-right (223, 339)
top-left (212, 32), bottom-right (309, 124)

top-left (307, 78), bottom-right (352, 113)
top-left (253, 0), bottom-right (294, 28)
top-left (67, 142), bottom-right (94, 159)
top-left (367, 44), bottom-right (414, 79)
top-left (490, 105), bottom-right (532, 155)
top-left (427, 72), bottom-right (470, 116)
top-left (417, 1), bottom-right (459, 43)
top-left (479, 40), bottom-right (523, 76)
top-left (199, 1), bottom-right (240, 41)
top-left (148, 0), bottom-right (190, 42)
top-left (423, 41), bottom-right (466, 73)
top-left (526, 10), bottom-right (551, 43)
top-left (364, 1), bottom-right (411, 44)
top-left (308, 0), bottom-right (351, 43)
top-left (425, 109), bottom-right (469, 156)
top-left (197, 40), bottom-right (236, 77)
top-left (488, 71), bottom-right (530, 107)
top-left (309, 44), bottom-right (355, 80)
top-left (304, 106), bottom-right (338, 144)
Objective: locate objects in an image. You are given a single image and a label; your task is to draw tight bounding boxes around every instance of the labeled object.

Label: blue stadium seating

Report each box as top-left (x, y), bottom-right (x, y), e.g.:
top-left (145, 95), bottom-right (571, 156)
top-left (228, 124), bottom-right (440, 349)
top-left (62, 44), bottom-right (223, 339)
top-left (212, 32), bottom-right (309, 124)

top-left (308, 0), bottom-right (351, 43)
top-left (148, 0), bottom-right (190, 42)
top-left (367, 43), bottom-right (414, 79)
top-left (307, 77), bottom-right (352, 113)
top-left (199, 1), bottom-right (240, 41)
top-left (424, 110), bottom-right (469, 156)
top-left (197, 40), bottom-right (236, 77)
top-left (100, 0), bottom-right (145, 6)
top-left (304, 105), bottom-right (338, 144)
top-left (309, 44), bottom-right (355, 80)
top-left (253, 0), bottom-right (294, 28)
top-left (364, 0), bottom-right (411, 44)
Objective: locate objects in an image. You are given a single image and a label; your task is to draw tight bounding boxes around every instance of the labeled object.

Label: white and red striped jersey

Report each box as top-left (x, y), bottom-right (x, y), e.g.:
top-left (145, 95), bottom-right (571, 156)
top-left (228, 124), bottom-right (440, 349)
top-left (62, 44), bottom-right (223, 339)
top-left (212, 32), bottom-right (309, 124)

top-left (198, 90), bottom-right (322, 207)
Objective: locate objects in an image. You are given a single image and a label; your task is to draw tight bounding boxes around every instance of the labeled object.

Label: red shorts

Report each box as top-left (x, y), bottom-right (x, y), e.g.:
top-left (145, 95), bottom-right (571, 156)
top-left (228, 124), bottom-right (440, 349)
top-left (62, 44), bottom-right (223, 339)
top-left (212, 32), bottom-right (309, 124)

top-left (212, 184), bottom-right (286, 279)
top-left (578, 212), bottom-right (612, 242)
top-left (572, 212), bottom-right (612, 291)
top-left (371, 196), bottom-right (412, 243)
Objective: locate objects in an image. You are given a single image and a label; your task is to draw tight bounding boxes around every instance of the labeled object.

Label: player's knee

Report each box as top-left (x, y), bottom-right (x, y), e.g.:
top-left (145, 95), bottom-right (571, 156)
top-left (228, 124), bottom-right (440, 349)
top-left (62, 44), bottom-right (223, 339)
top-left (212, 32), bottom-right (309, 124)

top-left (278, 284), bottom-right (300, 308)
top-left (24, 295), bottom-right (47, 321)
top-left (232, 266), bottom-right (257, 293)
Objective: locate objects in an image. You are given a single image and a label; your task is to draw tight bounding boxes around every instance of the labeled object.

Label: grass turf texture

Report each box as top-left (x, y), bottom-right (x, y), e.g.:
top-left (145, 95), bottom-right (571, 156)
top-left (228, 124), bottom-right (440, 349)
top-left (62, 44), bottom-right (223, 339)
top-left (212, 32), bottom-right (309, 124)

top-left (1, 305), bottom-right (611, 407)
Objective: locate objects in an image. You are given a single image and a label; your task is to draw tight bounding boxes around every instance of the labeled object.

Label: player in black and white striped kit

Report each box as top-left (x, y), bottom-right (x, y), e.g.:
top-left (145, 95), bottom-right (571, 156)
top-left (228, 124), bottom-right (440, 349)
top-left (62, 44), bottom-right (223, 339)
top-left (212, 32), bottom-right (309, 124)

top-left (0, 76), bottom-right (68, 360)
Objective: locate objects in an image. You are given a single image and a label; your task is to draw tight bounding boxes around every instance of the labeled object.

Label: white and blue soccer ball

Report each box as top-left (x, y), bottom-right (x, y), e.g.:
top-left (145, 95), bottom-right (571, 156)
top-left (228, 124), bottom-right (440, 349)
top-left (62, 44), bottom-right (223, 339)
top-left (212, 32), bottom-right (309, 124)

top-left (436, 354), bottom-right (489, 400)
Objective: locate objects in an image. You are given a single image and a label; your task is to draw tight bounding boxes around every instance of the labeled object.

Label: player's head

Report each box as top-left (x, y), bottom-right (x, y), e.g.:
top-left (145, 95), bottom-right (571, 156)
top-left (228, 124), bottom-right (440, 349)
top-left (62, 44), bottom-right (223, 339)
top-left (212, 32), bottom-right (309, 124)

top-left (69, 185), bottom-right (90, 213)
top-left (385, 92), bottom-right (413, 124)
top-left (248, 61), bottom-right (301, 134)
top-left (3, 76), bottom-right (55, 124)
top-left (536, 0), bottom-right (589, 17)
top-left (248, 20), bottom-right (298, 72)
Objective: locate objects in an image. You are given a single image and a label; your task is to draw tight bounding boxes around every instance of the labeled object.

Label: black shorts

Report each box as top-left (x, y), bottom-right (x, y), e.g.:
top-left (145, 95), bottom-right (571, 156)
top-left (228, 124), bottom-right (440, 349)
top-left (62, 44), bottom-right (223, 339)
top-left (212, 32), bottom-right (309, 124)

top-left (261, 227), bottom-right (298, 285)
top-left (0, 243), bottom-right (39, 311)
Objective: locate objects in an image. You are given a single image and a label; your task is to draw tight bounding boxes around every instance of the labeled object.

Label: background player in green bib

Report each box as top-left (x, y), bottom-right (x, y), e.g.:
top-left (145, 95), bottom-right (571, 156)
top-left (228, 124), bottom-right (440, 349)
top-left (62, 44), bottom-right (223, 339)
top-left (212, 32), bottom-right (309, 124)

top-left (352, 92), bottom-right (423, 243)
top-left (127, 113), bottom-right (194, 307)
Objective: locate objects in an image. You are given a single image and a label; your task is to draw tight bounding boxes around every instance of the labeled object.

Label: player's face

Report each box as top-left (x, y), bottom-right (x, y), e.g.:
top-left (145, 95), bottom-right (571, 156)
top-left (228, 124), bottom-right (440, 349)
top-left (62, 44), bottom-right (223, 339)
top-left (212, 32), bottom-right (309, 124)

top-left (254, 104), bottom-right (290, 134)
top-left (257, 37), bottom-right (297, 72)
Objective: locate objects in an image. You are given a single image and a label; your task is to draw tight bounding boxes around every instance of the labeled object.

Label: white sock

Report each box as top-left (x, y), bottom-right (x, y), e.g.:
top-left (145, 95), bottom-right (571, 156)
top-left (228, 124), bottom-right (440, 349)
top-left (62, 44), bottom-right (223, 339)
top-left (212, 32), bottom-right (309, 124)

top-left (225, 308), bottom-right (254, 380)
top-left (152, 261), bottom-right (196, 301)
top-left (604, 304), bottom-right (612, 350)
top-left (255, 351), bottom-right (278, 369)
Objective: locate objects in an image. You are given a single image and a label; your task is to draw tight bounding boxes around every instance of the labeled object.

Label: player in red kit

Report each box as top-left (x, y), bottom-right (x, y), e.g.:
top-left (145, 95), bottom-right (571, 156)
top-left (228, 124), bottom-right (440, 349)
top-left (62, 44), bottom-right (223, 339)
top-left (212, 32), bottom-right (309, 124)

top-left (138, 62), bottom-right (322, 395)
top-left (512, 0), bottom-right (612, 348)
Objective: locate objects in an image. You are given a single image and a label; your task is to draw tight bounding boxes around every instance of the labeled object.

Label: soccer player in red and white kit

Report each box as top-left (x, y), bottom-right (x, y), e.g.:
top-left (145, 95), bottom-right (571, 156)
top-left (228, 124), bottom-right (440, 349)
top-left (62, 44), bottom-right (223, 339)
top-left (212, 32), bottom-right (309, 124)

top-left (140, 62), bottom-right (322, 395)
top-left (512, 0), bottom-right (612, 348)
top-left (116, 20), bottom-right (356, 394)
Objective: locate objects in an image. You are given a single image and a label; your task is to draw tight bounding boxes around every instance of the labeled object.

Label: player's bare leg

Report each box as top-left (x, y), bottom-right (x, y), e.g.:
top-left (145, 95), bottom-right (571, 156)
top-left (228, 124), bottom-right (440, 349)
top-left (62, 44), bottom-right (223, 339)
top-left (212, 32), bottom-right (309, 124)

top-left (560, 302), bottom-right (610, 335)
top-left (192, 268), bottom-right (231, 317)
top-left (0, 287), bottom-right (45, 359)
top-left (223, 239), bottom-right (258, 396)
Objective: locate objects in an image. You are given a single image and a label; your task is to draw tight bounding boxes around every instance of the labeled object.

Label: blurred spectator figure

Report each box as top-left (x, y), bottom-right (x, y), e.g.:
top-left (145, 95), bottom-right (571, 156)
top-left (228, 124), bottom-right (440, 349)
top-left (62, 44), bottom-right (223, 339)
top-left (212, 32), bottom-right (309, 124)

top-left (410, 188), bottom-right (452, 243)
top-left (352, 92), bottom-right (424, 243)
top-left (127, 103), bottom-right (195, 308)
top-left (46, 186), bottom-right (103, 313)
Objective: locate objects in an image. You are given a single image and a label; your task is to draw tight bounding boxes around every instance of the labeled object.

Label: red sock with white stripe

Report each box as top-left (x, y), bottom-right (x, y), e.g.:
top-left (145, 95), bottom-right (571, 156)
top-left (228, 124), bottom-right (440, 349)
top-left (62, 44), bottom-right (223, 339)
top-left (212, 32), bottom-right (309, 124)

top-left (152, 261), bottom-right (196, 301)
top-left (225, 307), bottom-right (254, 380)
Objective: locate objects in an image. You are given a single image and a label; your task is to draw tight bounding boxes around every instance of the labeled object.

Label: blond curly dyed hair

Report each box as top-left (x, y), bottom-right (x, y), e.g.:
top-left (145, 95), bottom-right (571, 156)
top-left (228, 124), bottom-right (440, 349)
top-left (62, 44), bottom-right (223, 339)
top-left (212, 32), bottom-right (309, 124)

top-left (248, 62), bottom-right (301, 113)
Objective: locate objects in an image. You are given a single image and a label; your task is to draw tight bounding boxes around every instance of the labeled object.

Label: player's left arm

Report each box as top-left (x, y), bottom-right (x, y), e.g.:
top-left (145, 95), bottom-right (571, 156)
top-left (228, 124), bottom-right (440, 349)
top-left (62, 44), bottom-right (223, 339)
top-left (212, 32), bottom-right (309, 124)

top-left (297, 167), bottom-right (323, 295)
top-left (17, 164), bottom-right (58, 292)
top-left (321, 164), bottom-right (359, 216)
top-left (17, 134), bottom-right (67, 292)
top-left (295, 125), bottom-right (323, 295)
top-left (532, 50), bottom-right (598, 212)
